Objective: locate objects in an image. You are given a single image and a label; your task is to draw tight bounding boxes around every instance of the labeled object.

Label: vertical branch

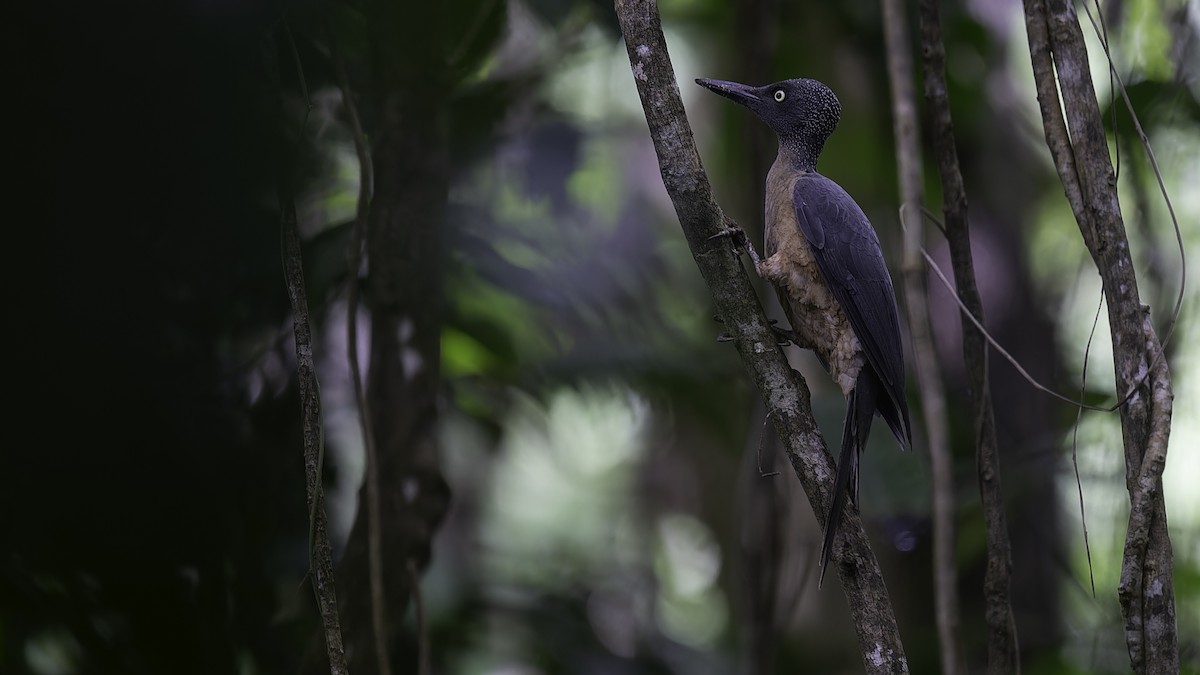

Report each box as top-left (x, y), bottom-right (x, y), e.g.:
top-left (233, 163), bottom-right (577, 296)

top-left (881, 1), bottom-right (962, 673)
top-left (330, 26), bottom-right (391, 675)
top-left (917, 1), bottom-right (1020, 672)
top-left (614, 1), bottom-right (909, 672)
top-left (304, 4), bottom-right (454, 673)
top-left (274, 30), bottom-right (350, 675)
top-left (283, 188), bottom-right (349, 675)
top-left (282, 186), bottom-right (350, 675)
top-left (1021, 0), bottom-right (1178, 672)
top-left (283, 189), bottom-right (349, 675)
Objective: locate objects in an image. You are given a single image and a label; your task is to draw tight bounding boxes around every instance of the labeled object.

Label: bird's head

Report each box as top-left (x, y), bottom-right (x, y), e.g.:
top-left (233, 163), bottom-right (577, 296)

top-left (696, 77), bottom-right (841, 168)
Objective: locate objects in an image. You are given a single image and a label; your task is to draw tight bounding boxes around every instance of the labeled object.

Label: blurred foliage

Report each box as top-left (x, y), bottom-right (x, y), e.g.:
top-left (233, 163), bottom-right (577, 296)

top-left (5, 0), bottom-right (1200, 673)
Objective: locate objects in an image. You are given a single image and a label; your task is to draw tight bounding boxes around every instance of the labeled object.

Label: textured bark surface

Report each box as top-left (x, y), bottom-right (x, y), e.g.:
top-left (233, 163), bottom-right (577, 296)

top-left (280, 119), bottom-right (349, 675)
top-left (615, 1), bottom-right (908, 672)
top-left (1021, 0), bottom-right (1177, 672)
top-left (274, 29), bottom-right (351, 674)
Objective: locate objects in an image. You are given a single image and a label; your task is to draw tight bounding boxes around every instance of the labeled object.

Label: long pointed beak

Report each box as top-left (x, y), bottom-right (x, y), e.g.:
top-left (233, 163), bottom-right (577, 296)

top-left (695, 78), bottom-right (762, 108)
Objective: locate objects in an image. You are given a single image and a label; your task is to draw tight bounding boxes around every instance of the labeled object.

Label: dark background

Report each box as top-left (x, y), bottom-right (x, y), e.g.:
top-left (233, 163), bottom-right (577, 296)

top-left (5, 0), bottom-right (1198, 673)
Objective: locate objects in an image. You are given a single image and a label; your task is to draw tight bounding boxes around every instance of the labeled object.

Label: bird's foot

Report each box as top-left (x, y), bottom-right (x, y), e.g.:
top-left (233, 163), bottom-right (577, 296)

top-left (708, 221), bottom-right (766, 271)
top-left (708, 223), bottom-right (749, 247)
top-left (770, 323), bottom-right (800, 347)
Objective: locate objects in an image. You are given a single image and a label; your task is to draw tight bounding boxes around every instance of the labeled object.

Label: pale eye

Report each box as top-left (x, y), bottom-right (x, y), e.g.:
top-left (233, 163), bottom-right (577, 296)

top-left (774, 90), bottom-right (786, 102)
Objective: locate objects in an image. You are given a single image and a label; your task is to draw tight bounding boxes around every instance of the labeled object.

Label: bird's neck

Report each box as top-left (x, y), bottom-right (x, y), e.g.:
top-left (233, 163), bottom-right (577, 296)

top-left (777, 134), bottom-right (824, 172)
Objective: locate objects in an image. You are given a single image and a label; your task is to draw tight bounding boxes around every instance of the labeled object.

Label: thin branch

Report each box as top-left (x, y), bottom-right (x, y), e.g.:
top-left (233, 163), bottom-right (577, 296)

top-left (1022, 0), bottom-right (1178, 671)
top-left (330, 25), bottom-right (391, 675)
top-left (918, 204), bottom-right (948, 238)
top-left (1022, 0), bottom-right (1095, 253)
top-left (277, 56), bottom-right (349, 675)
top-left (1040, 1), bottom-right (1177, 666)
top-left (917, 1), bottom-right (1019, 671)
top-left (1071, 292), bottom-right (1104, 598)
top-left (1117, 313), bottom-right (1173, 671)
top-left (283, 195), bottom-right (350, 675)
top-left (273, 27), bottom-right (349, 675)
top-left (283, 198), bottom-right (349, 675)
top-left (613, 1), bottom-right (909, 672)
top-left (880, 1), bottom-right (961, 672)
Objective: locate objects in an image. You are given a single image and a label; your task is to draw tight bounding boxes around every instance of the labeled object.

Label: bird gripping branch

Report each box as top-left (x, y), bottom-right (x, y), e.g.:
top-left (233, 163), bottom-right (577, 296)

top-left (697, 77), bottom-right (913, 585)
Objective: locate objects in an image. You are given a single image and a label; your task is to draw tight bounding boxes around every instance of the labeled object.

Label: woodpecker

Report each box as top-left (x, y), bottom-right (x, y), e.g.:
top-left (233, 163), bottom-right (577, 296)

top-left (697, 77), bottom-right (912, 585)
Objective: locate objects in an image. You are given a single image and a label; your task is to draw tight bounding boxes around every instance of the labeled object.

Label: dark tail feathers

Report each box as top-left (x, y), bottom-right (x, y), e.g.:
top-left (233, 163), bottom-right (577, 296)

top-left (877, 380), bottom-right (912, 451)
top-left (818, 368), bottom-right (881, 587)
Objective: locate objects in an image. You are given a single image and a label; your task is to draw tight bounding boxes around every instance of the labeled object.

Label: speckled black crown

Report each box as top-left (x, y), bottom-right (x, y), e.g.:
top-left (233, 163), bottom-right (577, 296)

top-left (774, 78), bottom-right (841, 170)
top-left (791, 78), bottom-right (840, 140)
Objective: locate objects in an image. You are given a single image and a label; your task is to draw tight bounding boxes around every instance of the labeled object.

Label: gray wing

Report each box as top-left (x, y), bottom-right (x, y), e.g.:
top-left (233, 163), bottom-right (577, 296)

top-left (792, 173), bottom-right (910, 443)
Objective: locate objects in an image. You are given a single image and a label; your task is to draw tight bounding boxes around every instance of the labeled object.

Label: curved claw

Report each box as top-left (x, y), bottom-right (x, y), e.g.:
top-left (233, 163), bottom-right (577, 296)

top-left (709, 222), bottom-right (766, 272)
top-left (708, 224), bottom-right (748, 247)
